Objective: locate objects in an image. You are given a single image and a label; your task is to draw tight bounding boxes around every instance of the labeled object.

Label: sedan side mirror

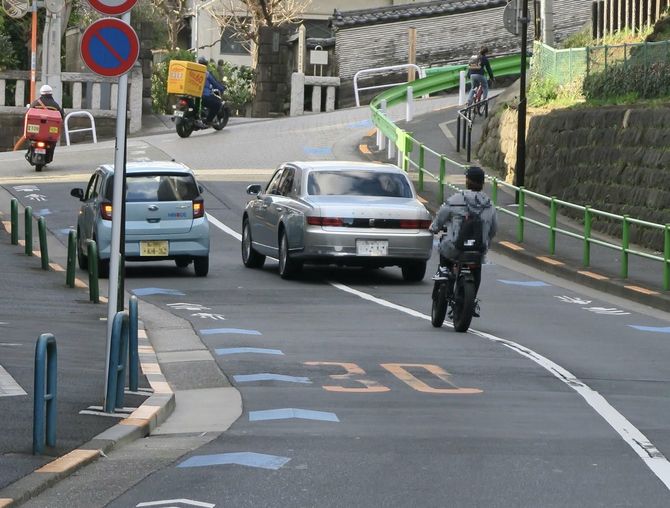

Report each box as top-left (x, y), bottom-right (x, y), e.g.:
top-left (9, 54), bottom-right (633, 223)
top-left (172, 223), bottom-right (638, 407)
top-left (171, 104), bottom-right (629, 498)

top-left (246, 184), bottom-right (262, 195)
top-left (70, 188), bottom-right (84, 201)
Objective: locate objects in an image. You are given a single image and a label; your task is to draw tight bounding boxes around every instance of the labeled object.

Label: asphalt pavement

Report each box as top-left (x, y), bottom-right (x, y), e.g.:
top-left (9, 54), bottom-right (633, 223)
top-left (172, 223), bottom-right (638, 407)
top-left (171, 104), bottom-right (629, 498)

top-left (0, 98), bottom-right (669, 506)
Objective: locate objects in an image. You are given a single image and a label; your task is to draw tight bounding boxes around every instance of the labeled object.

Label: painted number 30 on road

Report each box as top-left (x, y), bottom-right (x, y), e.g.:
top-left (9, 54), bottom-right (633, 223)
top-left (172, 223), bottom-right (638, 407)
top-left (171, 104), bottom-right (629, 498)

top-left (305, 362), bottom-right (482, 394)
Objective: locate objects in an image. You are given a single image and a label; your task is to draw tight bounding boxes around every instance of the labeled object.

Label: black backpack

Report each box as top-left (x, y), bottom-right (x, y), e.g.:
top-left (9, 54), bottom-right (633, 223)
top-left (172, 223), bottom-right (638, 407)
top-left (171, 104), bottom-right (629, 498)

top-left (455, 200), bottom-right (485, 252)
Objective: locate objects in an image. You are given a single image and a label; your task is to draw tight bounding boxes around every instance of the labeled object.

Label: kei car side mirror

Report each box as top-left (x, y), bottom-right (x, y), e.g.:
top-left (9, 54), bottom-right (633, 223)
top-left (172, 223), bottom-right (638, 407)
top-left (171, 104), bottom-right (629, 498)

top-left (70, 188), bottom-right (84, 200)
top-left (246, 184), bottom-right (262, 195)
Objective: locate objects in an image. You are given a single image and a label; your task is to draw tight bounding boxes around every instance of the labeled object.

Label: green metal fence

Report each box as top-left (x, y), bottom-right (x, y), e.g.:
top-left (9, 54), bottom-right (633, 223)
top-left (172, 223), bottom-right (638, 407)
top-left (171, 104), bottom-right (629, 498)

top-left (532, 42), bottom-right (587, 85)
top-left (369, 61), bottom-right (670, 291)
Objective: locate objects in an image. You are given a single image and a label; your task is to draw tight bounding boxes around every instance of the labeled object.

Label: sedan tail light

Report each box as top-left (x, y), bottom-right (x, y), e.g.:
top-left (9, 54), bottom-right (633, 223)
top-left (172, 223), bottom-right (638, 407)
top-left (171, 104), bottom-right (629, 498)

top-left (100, 201), bottom-right (113, 221)
top-left (193, 198), bottom-right (205, 218)
top-left (307, 216), bottom-right (343, 227)
top-left (399, 219), bottom-right (432, 229)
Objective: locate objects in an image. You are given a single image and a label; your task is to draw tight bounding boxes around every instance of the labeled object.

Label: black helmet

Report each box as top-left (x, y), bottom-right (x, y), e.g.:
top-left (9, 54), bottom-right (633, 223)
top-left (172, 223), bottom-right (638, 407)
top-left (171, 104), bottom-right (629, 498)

top-left (197, 56), bottom-right (208, 65)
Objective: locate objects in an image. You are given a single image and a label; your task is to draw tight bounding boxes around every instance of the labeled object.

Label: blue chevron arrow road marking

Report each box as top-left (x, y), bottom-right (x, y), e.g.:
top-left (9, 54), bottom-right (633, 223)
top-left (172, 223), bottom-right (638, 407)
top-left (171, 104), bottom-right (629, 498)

top-left (177, 452), bottom-right (291, 470)
top-left (498, 280), bottom-right (551, 287)
top-left (348, 119), bottom-right (373, 128)
top-left (216, 347), bottom-right (284, 356)
top-left (132, 287), bottom-right (186, 296)
top-left (249, 408), bottom-right (339, 422)
top-left (303, 146), bottom-right (332, 156)
top-left (629, 325), bottom-right (670, 334)
top-left (200, 328), bottom-right (262, 336)
top-left (234, 373), bottom-right (312, 384)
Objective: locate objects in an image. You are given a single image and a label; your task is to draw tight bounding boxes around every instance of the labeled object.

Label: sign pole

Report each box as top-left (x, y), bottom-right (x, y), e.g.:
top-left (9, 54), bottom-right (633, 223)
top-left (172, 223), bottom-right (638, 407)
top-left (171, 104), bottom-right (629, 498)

top-left (103, 10), bottom-right (131, 409)
top-left (30, 0), bottom-right (37, 100)
top-left (515, 0), bottom-right (529, 203)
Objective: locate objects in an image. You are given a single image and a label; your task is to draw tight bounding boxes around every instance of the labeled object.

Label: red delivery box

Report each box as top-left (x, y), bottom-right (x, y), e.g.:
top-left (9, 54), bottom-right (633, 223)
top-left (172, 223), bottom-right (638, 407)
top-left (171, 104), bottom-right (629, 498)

top-left (24, 108), bottom-right (62, 142)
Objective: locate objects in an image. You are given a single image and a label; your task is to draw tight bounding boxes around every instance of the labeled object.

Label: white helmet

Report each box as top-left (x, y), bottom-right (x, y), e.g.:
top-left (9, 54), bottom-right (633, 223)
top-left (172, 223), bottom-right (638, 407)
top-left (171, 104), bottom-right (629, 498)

top-left (40, 84), bottom-right (53, 95)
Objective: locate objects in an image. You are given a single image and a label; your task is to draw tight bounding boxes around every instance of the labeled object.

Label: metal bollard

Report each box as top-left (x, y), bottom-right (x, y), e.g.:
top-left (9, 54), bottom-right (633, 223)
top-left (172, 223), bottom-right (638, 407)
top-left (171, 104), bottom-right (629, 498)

top-left (33, 333), bottom-right (57, 455)
top-left (104, 311), bottom-right (129, 413)
top-left (128, 295), bottom-right (139, 392)
top-left (38, 216), bottom-right (49, 270)
top-left (24, 206), bottom-right (33, 256)
top-left (10, 198), bottom-right (18, 245)
top-left (66, 231), bottom-right (76, 288)
top-left (87, 240), bottom-right (99, 303)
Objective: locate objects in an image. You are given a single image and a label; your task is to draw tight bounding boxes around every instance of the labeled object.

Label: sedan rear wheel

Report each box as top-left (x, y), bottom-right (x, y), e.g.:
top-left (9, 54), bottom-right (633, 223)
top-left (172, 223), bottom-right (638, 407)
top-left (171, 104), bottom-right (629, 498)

top-left (241, 219), bottom-right (265, 268)
top-left (401, 261), bottom-right (427, 282)
top-left (278, 230), bottom-right (302, 279)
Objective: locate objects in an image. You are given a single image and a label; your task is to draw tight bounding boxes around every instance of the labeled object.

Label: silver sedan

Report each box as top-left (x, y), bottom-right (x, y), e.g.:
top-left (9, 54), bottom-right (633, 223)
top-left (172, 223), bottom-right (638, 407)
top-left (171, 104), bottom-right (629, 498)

top-left (241, 161), bottom-right (433, 281)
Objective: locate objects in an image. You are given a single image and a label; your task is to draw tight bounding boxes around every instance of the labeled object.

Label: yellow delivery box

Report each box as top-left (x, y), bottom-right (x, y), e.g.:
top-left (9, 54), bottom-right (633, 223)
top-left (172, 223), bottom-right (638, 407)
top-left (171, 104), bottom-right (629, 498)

top-left (167, 60), bottom-right (207, 97)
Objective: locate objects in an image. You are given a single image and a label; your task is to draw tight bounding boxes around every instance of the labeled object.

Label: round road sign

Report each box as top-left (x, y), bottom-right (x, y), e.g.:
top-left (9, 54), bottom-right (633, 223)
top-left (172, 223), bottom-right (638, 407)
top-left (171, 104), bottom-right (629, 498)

top-left (87, 0), bottom-right (137, 16)
top-left (81, 17), bottom-right (139, 78)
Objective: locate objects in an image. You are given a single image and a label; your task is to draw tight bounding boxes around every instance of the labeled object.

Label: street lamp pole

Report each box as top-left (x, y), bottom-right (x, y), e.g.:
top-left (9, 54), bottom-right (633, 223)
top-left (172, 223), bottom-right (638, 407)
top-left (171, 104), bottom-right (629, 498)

top-left (515, 0), bottom-right (529, 202)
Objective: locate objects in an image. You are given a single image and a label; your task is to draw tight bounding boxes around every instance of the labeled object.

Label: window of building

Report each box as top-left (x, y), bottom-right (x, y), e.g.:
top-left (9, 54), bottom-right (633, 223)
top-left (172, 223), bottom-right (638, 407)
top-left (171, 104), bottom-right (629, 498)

top-left (220, 25), bottom-right (249, 55)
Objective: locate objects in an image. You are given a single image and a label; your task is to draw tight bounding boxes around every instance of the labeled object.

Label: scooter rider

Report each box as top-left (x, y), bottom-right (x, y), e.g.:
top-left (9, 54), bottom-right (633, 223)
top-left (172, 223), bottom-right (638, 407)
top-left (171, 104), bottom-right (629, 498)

top-left (429, 166), bottom-right (497, 313)
top-left (28, 84), bottom-right (64, 163)
top-left (197, 56), bottom-right (225, 127)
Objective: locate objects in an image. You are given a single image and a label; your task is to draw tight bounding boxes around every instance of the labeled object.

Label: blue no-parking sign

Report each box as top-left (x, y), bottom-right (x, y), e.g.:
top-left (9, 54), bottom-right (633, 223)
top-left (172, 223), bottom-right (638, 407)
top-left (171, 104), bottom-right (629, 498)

top-left (80, 17), bottom-right (139, 78)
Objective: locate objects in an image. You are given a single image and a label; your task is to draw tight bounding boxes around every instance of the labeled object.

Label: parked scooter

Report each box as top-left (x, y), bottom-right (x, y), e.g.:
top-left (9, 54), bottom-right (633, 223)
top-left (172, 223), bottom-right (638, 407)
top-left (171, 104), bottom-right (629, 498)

top-left (431, 249), bottom-right (482, 333)
top-left (172, 89), bottom-right (230, 138)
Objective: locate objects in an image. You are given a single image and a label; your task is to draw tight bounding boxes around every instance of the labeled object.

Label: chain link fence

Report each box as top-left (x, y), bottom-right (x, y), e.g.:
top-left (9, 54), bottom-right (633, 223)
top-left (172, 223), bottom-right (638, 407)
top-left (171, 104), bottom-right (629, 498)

top-left (534, 39), bottom-right (670, 98)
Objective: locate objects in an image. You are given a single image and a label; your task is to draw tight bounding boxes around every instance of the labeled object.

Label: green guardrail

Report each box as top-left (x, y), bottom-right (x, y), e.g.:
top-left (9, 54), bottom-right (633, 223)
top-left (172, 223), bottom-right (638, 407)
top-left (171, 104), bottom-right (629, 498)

top-left (369, 55), bottom-right (670, 291)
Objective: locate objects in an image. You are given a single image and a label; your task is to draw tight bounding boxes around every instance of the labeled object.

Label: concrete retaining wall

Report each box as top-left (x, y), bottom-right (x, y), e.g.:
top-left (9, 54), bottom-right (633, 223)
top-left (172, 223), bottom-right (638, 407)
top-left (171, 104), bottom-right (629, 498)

top-left (477, 104), bottom-right (670, 251)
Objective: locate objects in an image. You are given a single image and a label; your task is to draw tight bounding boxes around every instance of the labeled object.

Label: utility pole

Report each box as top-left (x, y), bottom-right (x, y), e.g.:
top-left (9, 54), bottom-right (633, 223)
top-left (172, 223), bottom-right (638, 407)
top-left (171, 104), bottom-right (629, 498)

top-left (515, 0), bottom-right (529, 201)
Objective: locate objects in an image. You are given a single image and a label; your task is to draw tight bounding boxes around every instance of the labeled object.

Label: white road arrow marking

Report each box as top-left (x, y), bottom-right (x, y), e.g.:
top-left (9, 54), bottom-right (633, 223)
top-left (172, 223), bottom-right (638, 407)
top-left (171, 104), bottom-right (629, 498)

top-left (554, 295), bottom-right (592, 305)
top-left (136, 500), bottom-right (215, 507)
top-left (24, 193), bottom-right (47, 201)
top-left (584, 307), bottom-right (631, 315)
top-left (0, 365), bottom-right (26, 397)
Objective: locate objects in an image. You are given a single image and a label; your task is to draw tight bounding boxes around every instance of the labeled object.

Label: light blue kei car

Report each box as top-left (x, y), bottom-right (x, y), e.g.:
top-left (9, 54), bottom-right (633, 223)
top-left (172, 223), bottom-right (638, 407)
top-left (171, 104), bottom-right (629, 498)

top-left (70, 161), bottom-right (210, 277)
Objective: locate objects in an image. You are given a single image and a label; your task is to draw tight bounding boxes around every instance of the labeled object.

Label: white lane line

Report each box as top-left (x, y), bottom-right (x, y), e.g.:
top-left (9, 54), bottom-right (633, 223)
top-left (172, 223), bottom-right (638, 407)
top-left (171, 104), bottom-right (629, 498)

top-left (438, 119), bottom-right (457, 149)
top-left (329, 282), bottom-right (670, 491)
top-left (207, 213), bottom-right (670, 490)
top-left (0, 365), bottom-right (27, 397)
top-left (206, 213), bottom-right (241, 241)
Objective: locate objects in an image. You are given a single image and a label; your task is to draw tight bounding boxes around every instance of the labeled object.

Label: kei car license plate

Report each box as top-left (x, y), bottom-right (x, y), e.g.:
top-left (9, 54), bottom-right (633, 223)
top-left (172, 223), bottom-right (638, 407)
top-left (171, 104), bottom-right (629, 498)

top-left (34, 148), bottom-right (46, 154)
top-left (174, 110), bottom-right (184, 117)
top-left (140, 241), bottom-right (168, 256)
top-left (356, 240), bottom-right (388, 256)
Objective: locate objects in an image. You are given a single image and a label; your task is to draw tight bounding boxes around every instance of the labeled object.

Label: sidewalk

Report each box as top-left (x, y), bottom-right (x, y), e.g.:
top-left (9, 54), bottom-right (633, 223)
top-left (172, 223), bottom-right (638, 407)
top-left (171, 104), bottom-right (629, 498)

top-left (360, 98), bottom-right (670, 312)
top-left (0, 192), bottom-right (174, 506)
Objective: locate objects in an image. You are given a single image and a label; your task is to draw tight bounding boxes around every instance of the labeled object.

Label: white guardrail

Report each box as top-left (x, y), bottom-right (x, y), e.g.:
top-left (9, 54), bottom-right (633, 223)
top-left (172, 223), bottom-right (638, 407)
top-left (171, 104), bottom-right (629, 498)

top-left (353, 64), bottom-right (426, 107)
top-left (64, 111), bottom-right (97, 146)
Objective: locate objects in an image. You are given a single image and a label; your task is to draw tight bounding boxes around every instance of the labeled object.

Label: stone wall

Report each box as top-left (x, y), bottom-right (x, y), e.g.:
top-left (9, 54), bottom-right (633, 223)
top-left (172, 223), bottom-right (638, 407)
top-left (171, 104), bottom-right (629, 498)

top-left (252, 27), bottom-right (292, 117)
top-left (477, 104), bottom-right (670, 251)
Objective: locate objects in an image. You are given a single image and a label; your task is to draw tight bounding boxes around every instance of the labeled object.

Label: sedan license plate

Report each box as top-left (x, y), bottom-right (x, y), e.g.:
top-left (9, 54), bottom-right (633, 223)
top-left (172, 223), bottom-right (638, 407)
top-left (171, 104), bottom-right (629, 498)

top-left (356, 240), bottom-right (388, 256)
top-left (173, 110), bottom-right (184, 118)
top-left (34, 148), bottom-right (47, 154)
top-left (140, 241), bottom-right (168, 257)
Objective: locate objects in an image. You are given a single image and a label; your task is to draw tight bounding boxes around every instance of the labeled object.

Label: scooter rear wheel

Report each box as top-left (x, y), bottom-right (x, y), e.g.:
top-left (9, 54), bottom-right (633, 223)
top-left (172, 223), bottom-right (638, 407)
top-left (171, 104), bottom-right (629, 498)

top-left (452, 280), bottom-right (476, 332)
top-left (35, 164), bottom-right (44, 172)
top-left (176, 118), bottom-right (194, 138)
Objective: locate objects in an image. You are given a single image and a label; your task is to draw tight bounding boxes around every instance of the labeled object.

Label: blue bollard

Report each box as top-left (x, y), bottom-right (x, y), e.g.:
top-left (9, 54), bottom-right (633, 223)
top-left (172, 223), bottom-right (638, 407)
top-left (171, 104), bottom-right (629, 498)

top-left (128, 295), bottom-right (139, 392)
top-left (33, 333), bottom-right (57, 455)
top-left (104, 312), bottom-right (129, 413)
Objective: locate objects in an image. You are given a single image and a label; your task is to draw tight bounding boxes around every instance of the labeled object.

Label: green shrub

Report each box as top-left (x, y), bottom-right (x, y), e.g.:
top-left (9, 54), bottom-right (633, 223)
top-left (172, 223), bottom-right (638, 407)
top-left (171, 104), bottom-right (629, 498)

top-left (583, 61), bottom-right (670, 100)
top-left (528, 77), bottom-right (559, 106)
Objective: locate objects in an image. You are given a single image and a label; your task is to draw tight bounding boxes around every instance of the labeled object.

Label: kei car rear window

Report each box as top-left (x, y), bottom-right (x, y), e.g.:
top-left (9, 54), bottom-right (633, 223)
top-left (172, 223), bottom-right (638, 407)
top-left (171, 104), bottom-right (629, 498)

top-left (105, 174), bottom-right (199, 202)
top-left (307, 171), bottom-right (413, 198)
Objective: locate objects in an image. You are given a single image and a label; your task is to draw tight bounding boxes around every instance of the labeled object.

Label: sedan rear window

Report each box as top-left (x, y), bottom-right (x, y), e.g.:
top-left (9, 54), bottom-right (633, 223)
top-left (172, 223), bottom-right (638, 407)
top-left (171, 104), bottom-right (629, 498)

top-left (307, 171), bottom-right (412, 198)
top-left (105, 174), bottom-right (199, 202)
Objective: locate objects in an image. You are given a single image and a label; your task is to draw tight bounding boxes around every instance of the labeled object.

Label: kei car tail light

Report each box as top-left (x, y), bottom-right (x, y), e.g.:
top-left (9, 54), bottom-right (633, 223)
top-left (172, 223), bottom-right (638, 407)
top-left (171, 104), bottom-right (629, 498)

top-left (307, 216), bottom-right (343, 227)
top-left (100, 202), bottom-right (113, 221)
top-left (399, 219), bottom-right (432, 229)
top-left (192, 198), bottom-right (205, 218)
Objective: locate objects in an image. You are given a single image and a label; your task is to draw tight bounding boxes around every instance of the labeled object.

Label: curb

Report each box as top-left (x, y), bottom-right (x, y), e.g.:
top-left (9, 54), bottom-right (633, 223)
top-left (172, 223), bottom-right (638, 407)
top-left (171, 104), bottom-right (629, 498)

top-left (0, 322), bottom-right (175, 508)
